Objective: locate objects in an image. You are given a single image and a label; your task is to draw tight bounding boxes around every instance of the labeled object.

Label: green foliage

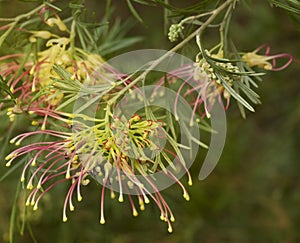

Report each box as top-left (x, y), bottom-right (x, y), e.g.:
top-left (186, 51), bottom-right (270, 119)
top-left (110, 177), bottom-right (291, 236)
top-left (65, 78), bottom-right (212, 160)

top-left (270, 0), bottom-right (300, 15)
top-left (0, 0), bottom-right (299, 242)
top-left (0, 76), bottom-right (16, 104)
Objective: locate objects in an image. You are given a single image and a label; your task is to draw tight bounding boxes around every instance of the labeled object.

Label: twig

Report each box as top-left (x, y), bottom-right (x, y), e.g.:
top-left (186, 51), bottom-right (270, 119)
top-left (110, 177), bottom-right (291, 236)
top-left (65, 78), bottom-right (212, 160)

top-left (108, 0), bottom-right (235, 105)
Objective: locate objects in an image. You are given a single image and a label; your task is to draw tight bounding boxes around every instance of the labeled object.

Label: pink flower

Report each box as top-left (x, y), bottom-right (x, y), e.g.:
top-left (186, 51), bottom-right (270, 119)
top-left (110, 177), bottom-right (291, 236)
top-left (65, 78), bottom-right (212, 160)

top-left (6, 110), bottom-right (192, 233)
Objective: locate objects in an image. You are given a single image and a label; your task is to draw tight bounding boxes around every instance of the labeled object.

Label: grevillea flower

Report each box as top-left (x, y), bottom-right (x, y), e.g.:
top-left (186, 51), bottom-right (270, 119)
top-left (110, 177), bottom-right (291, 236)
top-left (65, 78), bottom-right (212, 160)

top-left (0, 8), bottom-right (105, 127)
top-left (0, 43), bottom-right (105, 127)
top-left (242, 44), bottom-right (293, 71)
top-left (2, 4), bottom-right (294, 235)
top-left (6, 105), bottom-right (192, 233)
top-left (154, 50), bottom-right (238, 126)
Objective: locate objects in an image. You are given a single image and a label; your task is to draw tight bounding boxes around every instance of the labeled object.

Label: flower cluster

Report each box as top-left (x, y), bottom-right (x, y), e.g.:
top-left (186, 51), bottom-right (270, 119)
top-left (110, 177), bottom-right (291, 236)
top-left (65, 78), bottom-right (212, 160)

top-left (0, 7), bottom-right (104, 128)
top-left (168, 24), bottom-right (184, 42)
top-left (6, 106), bottom-right (193, 233)
top-left (0, 1), bottom-right (294, 236)
top-left (154, 44), bottom-right (293, 123)
top-left (154, 50), bottom-right (240, 125)
top-left (242, 44), bottom-right (293, 71)
top-left (1, 9), bottom-right (194, 229)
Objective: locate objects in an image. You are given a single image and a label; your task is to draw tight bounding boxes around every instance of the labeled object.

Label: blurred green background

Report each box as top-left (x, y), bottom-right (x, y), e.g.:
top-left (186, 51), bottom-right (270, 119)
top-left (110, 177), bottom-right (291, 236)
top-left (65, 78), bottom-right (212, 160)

top-left (0, 0), bottom-right (300, 242)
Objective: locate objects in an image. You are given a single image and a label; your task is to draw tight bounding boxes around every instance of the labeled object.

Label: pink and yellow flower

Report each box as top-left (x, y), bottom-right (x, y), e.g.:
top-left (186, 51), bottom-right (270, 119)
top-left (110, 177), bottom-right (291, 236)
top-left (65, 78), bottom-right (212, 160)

top-left (6, 108), bottom-right (192, 233)
top-left (242, 44), bottom-right (293, 71)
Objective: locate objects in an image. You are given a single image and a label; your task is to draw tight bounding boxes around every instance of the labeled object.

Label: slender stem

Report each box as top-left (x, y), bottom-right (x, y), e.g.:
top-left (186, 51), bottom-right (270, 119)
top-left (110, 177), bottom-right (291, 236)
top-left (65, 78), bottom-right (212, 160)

top-left (70, 19), bottom-right (76, 58)
top-left (9, 180), bottom-right (21, 243)
top-left (163, 0), bottom-right (169, 35)
top-left (0, 18), bottom-right (15, 22)
top-left (0, 4), bottom-right (46, 47)
top-left (219, 2), bottom-right (234, 54)
top-left (180, 11), bottom-right (214, 25)
top-left (0, 4), bottom-right (45, 22)
top-left (108, 0), bottom-right (235, 105)
top-left (0, 22), bottom-right (17, 47)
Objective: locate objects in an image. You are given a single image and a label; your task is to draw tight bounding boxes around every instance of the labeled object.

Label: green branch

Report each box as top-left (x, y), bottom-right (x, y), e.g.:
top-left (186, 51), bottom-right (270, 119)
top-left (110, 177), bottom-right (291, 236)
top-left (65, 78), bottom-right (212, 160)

top-left (108, 0), bottom-right (236, 105)
top-left (0, 4), bottom-right (46, 47)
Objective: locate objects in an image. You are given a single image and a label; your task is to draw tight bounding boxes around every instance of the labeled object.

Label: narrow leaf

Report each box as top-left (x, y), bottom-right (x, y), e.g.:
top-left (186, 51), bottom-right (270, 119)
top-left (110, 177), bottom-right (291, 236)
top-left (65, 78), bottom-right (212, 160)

top-left (127, 0), bottom-right (144, 23)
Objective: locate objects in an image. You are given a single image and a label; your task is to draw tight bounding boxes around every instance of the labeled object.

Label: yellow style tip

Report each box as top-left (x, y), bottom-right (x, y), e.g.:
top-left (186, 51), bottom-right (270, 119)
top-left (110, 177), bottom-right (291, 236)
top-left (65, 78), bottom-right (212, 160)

top-left (110, 191), bottom-right (116, 199)
top-left (183, 192), bottom-right (190, 201)
top-left (27, 185), bottom-right (34, 190)
top-left (133, 210), bottom-right (138, 217)
top-left (118, 195), bottom-right (124, 203)
top-left (5, 162), bottom-right (12, 167)
top-left (144, 197), bottom-right (150, 204)
top-left (31, 121), bottom-right (39, 126)
top-left (5, 154), bottom-right (13, 160)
